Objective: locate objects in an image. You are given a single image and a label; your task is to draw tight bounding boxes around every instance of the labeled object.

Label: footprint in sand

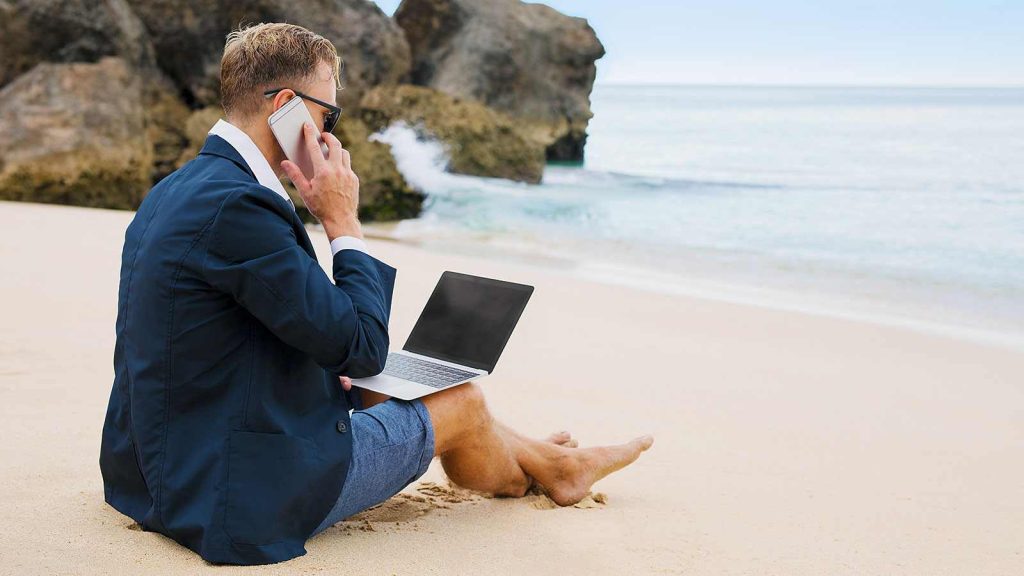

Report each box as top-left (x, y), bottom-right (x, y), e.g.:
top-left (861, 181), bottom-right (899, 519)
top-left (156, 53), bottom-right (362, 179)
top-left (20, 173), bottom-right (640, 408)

top-left (337, 479), bottom-right (608, 532)
top-left (349, 492), bottom-right (440, 524)
top-left (413, 480), bottom-right (488, 505)
top-left (338, 480), bottom-right (486, 530)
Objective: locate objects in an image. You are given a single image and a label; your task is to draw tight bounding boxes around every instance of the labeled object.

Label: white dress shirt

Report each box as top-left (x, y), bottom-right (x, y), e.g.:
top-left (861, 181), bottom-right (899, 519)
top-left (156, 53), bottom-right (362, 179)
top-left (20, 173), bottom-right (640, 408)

top-left (208, 119), bottom-right (368, 256)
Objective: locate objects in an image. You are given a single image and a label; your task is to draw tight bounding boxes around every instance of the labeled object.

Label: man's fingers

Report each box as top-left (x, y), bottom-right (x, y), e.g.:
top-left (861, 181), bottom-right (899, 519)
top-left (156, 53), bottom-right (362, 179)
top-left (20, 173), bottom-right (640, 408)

top-left (280, 160), bottom-right (310, 191)
top-left (339, 376), bottom-right (352, 391)
top-left (323, 132), bottom-right (351, 170)
top-left (323, 132), bottom-right (344, 165)
top-left (302, 123), bottom-right (327, 170)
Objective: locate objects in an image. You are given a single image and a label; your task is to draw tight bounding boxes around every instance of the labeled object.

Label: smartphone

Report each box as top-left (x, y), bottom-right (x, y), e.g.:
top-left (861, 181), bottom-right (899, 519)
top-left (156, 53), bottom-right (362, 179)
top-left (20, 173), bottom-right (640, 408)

top-left (268, 96), bottom-right (330, 180)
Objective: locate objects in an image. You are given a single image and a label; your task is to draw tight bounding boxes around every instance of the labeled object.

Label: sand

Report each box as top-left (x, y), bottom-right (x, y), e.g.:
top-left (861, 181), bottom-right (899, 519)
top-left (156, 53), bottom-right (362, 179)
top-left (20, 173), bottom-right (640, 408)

top-left (1, 200), bottom-right (1022, 575)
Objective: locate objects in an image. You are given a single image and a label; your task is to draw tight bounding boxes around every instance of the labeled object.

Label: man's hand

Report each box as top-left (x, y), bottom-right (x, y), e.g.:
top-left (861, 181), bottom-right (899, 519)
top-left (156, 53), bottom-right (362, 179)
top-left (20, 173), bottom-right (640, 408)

top-left (339, 376), bottom-right (353, 392)
top-left (280, 123), bottom-right (363, 241)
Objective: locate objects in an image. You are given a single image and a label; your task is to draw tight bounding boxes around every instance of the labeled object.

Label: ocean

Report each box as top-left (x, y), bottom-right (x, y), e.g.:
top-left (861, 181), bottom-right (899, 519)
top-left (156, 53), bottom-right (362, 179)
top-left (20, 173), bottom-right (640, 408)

top-left (368, 85), bottom-right (1024, 346)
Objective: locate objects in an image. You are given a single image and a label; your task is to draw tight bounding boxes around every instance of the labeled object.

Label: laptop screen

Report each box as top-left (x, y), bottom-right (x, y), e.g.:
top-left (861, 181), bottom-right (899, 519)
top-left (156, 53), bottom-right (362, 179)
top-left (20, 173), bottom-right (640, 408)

top-left (402, 272), bottom-right (534, 373)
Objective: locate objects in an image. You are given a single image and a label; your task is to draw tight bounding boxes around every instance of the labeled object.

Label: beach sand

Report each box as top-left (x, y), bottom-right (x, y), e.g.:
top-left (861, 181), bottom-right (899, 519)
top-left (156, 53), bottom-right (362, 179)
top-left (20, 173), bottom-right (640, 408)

top-left (1, 200), bottom-right (1022, 575)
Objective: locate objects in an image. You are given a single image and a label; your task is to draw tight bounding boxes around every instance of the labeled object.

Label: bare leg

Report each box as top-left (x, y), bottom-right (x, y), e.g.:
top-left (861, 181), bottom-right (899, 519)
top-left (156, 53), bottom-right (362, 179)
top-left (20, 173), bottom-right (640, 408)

top-left (358, 389), bottom-right (391, 410)
top-left (420, 382), bottom-right (653, 506)
top-left (422, 383), bottom-right (533, 497)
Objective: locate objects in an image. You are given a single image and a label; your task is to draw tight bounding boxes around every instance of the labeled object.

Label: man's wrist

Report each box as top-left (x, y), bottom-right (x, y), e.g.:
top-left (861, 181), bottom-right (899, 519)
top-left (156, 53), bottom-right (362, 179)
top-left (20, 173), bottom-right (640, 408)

top-left (322, 214), bottom-right (363, 242)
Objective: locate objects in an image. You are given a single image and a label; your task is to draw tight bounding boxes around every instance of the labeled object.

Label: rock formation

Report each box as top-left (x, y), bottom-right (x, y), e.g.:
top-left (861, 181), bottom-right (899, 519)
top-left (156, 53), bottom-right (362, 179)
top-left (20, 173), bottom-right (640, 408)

top-left (395, 0), bottom-right (605, 162)
top-left (0, 0), bottom-right (157, 88)
top-left (0, 58), bottom-right (152, 209)
top-left (124, 0), bottom-right (411, 109)
top-left (0, 0), bottom-right (604, 218)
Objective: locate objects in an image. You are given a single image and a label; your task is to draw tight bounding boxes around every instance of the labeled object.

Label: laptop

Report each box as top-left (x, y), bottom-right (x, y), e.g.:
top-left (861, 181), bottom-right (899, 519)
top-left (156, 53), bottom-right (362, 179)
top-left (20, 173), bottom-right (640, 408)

top-left (351, 271), bottom-right (534, 400)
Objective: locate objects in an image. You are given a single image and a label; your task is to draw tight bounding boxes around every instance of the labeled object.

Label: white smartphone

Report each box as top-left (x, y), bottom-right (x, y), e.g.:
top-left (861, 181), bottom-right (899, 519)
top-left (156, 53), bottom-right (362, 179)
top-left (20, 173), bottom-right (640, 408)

top-left (268, 96), bottom-right (330, 181)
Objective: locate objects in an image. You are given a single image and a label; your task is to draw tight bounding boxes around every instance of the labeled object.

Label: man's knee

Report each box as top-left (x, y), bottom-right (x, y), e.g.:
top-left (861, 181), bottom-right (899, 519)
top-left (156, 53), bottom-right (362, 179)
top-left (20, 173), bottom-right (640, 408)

top-left (424, 381), bottom-right (490, 439)
top-left (449, 381), bottom-right (490, 428)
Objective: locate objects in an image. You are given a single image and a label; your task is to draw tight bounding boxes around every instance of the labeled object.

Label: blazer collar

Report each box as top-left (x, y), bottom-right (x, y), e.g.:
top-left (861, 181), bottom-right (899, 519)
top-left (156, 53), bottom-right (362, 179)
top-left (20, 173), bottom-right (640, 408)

top-left (198, 134), bottom-right (257, 181)
top-left (198, 133), bottom-right (314, 256)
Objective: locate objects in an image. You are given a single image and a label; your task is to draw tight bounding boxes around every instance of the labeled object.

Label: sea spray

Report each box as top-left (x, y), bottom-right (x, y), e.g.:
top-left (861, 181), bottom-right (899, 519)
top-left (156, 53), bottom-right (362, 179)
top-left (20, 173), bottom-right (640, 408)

top-left (369, 123), bottom-right (452, 191)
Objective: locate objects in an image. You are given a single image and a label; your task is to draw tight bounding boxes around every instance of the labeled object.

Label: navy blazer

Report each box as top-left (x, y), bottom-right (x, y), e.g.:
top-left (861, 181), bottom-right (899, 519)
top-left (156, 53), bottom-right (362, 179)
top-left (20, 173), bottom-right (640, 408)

top-left (99, 135), bottom-right (396, 565)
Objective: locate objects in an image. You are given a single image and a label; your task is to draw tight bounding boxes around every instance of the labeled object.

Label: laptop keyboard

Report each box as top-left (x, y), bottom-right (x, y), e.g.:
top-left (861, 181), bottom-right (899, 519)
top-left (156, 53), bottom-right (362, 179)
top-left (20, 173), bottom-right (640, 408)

top-left (382, 353), bottom-right (478, 389)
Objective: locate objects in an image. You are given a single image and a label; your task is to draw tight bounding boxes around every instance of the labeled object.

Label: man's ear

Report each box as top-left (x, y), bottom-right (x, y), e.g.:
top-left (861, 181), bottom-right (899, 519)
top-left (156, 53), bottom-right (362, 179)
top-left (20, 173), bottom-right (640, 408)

top-left (271, 89), bottom-right (296, 113)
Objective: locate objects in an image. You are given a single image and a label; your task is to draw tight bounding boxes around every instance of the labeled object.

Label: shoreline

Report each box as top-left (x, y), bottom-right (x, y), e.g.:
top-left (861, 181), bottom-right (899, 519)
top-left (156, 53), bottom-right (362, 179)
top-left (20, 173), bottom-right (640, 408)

top-left (362, 221), bottom-right (1024, 353)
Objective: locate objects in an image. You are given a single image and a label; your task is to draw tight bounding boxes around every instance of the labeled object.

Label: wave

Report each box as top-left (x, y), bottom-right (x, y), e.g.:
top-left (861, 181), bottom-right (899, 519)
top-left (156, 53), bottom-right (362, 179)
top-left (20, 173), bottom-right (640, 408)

top-left (370, 122), bottom-right (781, 200)
top-left (543, 166), bottom-right (783, 191)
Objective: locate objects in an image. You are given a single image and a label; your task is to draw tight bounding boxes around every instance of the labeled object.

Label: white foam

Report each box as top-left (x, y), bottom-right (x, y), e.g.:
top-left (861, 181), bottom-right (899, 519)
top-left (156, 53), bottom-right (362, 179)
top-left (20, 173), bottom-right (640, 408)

top-left (369, 123), bottom-right (452, 191)
top-left (371, 123), bottom-right (538, 200)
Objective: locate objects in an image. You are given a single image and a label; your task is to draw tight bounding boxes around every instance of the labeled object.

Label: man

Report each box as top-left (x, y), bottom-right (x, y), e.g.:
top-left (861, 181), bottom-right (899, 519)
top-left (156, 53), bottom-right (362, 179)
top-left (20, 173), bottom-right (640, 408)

top-left (99, 22), bottom-right (653, 566)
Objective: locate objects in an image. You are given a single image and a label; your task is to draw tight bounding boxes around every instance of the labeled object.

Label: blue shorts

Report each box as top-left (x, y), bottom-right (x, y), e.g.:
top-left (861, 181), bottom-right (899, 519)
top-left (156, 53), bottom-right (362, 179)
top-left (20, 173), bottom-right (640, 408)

top-left (310, 398), bottom-right (435, 536)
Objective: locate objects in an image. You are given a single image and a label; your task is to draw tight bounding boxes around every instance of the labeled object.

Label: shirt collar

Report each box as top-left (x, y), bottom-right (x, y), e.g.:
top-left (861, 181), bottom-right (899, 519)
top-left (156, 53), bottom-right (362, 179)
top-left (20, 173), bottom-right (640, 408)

top-left (208, 119), bottom-right (293, 209)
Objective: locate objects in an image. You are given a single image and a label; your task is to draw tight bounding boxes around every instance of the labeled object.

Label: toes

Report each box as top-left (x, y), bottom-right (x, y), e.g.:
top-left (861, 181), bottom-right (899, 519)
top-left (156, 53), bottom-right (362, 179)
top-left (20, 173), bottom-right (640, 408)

top-left (635, 435), bottom-right (654, 451)
top-left (546, 431), bottom-right (572, 444)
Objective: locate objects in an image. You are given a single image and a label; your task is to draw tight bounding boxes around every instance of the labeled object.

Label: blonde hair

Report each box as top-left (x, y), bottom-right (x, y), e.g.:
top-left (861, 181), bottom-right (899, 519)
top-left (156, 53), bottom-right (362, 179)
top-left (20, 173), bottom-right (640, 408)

top-left (220, 22), bottom-right (341, 118)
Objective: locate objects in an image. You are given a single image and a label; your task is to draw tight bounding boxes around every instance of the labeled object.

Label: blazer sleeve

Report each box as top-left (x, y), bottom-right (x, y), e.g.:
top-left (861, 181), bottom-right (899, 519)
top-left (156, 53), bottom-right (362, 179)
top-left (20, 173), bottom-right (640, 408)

top-left (202, 187), bottom-right (396, 378)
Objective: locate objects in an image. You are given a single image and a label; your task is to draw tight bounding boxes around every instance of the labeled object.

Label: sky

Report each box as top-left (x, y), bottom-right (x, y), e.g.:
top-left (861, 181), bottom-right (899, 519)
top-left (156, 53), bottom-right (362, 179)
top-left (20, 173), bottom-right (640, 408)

top-left (372, 0), bottom-right (1023, 86)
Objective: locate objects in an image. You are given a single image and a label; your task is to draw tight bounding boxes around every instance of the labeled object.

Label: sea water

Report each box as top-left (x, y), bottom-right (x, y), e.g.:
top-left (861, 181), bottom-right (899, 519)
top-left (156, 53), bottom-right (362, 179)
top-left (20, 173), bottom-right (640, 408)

top-left (369, 85), bottom-right (1024, 346)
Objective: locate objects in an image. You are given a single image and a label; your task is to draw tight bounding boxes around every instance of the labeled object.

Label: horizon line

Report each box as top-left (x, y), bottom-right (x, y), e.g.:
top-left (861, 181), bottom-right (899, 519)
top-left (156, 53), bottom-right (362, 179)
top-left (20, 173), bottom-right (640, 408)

top-left (594, 82), bottom-right (1024, 90)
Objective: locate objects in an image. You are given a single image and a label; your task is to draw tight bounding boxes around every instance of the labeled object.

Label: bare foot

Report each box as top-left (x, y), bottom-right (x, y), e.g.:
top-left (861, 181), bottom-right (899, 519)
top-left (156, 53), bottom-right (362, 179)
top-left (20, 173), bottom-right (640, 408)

top-left (545, 430), bottom-right (579, 448)
top-left (541, 435), bottom-right (654, 507)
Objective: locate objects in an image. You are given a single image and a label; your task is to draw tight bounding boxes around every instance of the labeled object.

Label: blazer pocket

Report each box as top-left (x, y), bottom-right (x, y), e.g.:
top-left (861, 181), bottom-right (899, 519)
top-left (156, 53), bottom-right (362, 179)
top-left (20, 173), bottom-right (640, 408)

top-left (224, 430), bottom-right (321, 545)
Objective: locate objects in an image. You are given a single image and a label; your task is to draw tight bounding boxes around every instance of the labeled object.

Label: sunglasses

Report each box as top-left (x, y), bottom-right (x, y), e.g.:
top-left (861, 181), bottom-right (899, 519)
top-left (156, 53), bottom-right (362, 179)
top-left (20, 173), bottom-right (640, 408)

top-left (263, 88), bottom-right (342, 133)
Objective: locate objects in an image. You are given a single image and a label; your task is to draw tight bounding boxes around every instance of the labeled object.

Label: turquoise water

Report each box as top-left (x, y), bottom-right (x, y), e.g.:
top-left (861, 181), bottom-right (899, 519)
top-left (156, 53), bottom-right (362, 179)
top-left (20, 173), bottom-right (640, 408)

top-left (371, 85), bottom-right (1024, 342)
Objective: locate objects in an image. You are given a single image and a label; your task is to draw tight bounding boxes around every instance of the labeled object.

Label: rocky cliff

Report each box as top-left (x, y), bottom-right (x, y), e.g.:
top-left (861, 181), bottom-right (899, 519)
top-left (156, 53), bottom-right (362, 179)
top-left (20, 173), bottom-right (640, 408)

top-left (395, 0), bottom-right (604, 162)
top-left (0, 58), bottom-right (152, 209)
top-left (0, 0), bottom-right (603, 220)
